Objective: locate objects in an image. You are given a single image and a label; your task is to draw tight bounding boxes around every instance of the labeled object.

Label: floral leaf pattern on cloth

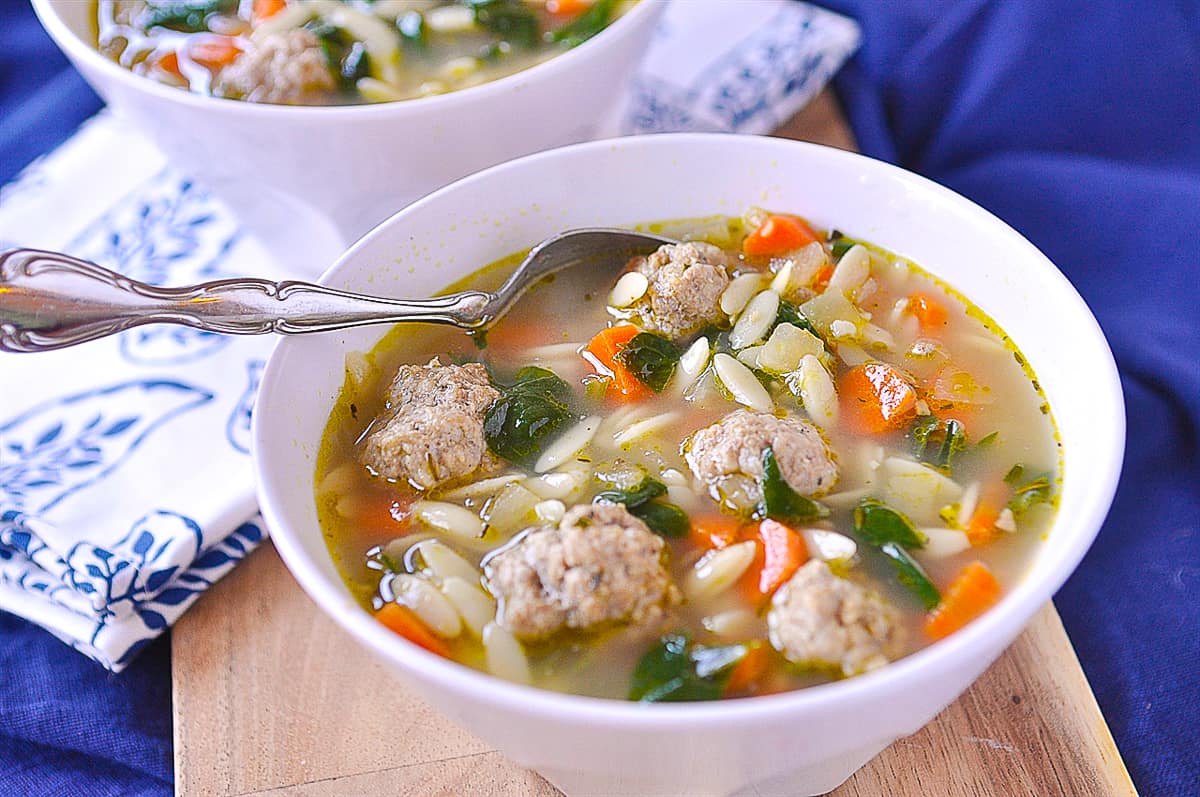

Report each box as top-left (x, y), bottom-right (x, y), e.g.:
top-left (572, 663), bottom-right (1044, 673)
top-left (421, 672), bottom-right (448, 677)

top-left (614, 3), bottom-right (860, 136)
top-left (0, 380), bottom-right (213, 515)
top-left (65, 169), bottom-right (241, 366)
top-left (226, 360), bottom-right (264, 455)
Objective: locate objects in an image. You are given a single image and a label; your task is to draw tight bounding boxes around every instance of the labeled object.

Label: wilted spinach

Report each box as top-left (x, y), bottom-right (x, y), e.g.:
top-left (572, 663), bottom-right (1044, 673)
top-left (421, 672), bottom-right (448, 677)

top-left (615, 332), bottom-right (680, 393)
top-left (484, 367), bottom-right (574, 465)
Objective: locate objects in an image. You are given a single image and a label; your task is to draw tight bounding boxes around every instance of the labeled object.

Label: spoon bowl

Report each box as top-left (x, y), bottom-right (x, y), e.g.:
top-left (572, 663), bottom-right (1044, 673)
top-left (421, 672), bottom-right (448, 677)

top-left (0, 229), bottom-right (672, 353)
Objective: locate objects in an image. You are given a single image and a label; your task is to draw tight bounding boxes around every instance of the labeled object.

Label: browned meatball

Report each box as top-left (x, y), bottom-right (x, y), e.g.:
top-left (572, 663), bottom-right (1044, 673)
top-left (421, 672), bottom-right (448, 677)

top-left (631, 242), bottom-right (731, 338)
top-left (767, 560), bottom-right (901, 676)
top-left (686, 409), bottom-right (838, 499)
top-left (214, 29), bottom-right (336, 105)
top-left (361, 359), bottom-right (500, 490)
top-left (483, 503), bottom-right (678, 640)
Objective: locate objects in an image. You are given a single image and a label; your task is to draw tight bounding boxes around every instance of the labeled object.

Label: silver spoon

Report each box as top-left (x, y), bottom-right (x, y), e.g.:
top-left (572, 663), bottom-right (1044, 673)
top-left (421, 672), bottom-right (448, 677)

top-left (0, 228), bottom-right (673, 353)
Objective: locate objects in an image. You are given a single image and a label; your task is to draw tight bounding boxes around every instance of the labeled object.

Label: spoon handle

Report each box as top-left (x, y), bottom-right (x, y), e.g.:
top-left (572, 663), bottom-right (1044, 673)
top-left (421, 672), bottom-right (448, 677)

top-left (0, 248), bottom-right (492, 353)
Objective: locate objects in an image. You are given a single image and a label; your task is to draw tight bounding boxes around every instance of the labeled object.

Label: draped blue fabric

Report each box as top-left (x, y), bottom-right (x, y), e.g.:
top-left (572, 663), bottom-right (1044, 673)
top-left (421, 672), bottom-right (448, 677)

top-left (1, 2), bottom-right (1195, 795)
top-left (820, 3), bottom-right (1200, 793)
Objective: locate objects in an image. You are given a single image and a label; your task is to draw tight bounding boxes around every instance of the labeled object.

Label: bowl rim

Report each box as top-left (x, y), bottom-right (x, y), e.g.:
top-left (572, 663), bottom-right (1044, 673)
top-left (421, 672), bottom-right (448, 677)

top-left (254, 132), bottom-right (1125, 726)
top-left (30, 0), bottom-right (663, 118)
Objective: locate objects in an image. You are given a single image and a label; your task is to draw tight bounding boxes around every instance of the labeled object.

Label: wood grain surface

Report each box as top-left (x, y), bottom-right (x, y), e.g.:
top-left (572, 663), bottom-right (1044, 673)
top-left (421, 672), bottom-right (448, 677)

top-left (173, 90), bottom-right (1136, 797)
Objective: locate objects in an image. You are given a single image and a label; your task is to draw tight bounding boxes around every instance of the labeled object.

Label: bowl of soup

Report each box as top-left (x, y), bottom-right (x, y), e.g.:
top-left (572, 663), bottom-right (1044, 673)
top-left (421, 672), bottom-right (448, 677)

top-left (30, 0), bottom-right (663, 273)
top-left (253, 133), bottom-right (1124, 796)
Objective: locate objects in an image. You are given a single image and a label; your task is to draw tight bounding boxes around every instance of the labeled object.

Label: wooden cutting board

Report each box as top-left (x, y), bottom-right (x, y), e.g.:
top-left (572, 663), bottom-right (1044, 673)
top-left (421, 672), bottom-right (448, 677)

top-left (172, 91), bottom-right (1138, 797)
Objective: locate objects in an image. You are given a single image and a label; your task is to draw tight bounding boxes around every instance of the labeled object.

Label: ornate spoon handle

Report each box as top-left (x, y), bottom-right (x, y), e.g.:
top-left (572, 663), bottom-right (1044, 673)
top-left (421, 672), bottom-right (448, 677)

top-left (0, 248), bottom-right (493, 353)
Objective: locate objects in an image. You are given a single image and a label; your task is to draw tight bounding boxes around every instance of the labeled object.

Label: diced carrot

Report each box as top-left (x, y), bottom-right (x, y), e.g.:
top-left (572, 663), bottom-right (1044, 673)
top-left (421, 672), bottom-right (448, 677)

top-left (838, 362), bottom-right (919, 434)
top-left (479, 320), bottom-right (554, 353)
top-left (187, 37), bottom-right (242, 70)
top-left (583, 324), bottom-right (652, 401)
top-left (964, 482), bottom-right (1012, 546)
top-left (924, 561), bottom-right (1002, 640)
top-left (724, 642), bottom-right (769, 695)
top-left (348, 491), bottom-right (413, 543)
top-left (751, 519), bottom-right (808, 597)
top-left (810, 262), bottom-right (835, 292)
top-left (689, 515), bottom-right (747, 550)
top-left (375, 603), bottom-right (451, 657)
top-left (545, 0), bottom-right (591, 15)
top-left (252, 0), bottom-right (287, 21)
top-left (743, 214), bottom-right (821, 257)
top-left (153, 51), bottom-right (184, 81)
top-left (908, 292), bottom-right (948, 332)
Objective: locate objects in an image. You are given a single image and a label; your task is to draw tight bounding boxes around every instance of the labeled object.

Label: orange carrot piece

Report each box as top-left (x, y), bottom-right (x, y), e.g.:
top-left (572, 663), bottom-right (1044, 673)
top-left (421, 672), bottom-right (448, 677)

top-left (964, 482), bottom-right (1012, 546)
top-left (153, 51), bottom-right (184, 81)
top-left (583, 324), bottom-right (652, 401)
top-left (810, 262), bottom-right (836, 292)
top-left (909, 292), bottom-right (948, 332)
top-left (354, 493), bottom-right (412, 536)
top-left (689, 515), bottom-right (747, 550)
top-left (743, 214), bottom-right (820, 257)
top-left (838, 362), bottom-right (919, 434)
top-left (924, 561), bottom-right (1002, 640)
top-left (724, 642), bottom-right (769, 695)
top-left (752, 519), bottom-right (808, 597)
top-left (375, 603), bottom-right (451, 656)
top-left (545, 0), bottom-right (591, 15)
top-left (188, 37), bottom-right (242, 70)
top-left (252, 0), bottom-right (287, 21)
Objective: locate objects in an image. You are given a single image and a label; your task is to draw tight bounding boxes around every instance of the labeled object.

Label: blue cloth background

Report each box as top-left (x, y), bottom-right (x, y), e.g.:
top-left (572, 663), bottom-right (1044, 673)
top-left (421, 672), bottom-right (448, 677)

top-left (1, 1), bottom-right (1196, 795)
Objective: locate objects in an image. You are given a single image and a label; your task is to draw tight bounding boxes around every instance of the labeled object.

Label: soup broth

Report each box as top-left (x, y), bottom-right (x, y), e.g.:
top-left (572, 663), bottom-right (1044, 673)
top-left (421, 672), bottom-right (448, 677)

top-left (316, 210), bottom-right (1061, 701)
top-left (95, 0), bottom-right (632, 105)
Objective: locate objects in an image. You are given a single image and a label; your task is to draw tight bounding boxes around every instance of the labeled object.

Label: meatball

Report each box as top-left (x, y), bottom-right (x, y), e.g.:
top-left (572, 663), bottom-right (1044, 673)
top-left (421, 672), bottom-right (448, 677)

top-left (361, 359), bottom-right (500, 490)
top-left (686, 409), bottom-right (838, 498)
top-left (632, 242), bottom-right (731, 338)
top-left (767, 560), bottom-right (900, 676)
top-left (483, 503), bottom-right (678, 640)
top-left (213, 29), bottom-right (336, 105)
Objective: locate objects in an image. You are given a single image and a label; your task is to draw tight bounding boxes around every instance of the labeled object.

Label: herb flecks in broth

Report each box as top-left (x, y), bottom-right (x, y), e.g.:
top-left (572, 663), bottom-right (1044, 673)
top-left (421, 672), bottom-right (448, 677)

top-left (315, 207), bottom-right (1062, 700)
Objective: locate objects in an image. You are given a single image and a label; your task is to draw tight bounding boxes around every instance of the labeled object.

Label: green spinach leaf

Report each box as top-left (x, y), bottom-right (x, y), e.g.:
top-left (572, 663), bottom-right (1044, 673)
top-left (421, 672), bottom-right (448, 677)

top-left (629, 633), bottom-right (750, 702)
top-left (549, 0), bottom-right (617, 48)
top-left (1006, 468), bottom-right (1053, 515)
top-left (595, 476), bottom-right (666, 508)
top-left (595, 476), bottom-right (688, 538)
top-left (484, 368), bottom-right (574, 465)
top-left (911, 416), bottom-right (967, 471)
top-left (853, 499), bottom-right (925, 548)
top-left (759, 447), bottom-right (829, 524)
top-left (397, 11), bottom-right (428, 49)
top-left (774, 300), bottom-right (821, 337)
top-left (139, 0), bottom-right (237, 32)
top-left (879, 542), bottom-right (941, 610)
top-left (615, 332), bottom-right (680, 393)
top-left (306, 22), bottom-right (371, 90)
top-left (628, 500), bottom-right (690, 539)
top-left (467, 0), bottom-right (540, 48)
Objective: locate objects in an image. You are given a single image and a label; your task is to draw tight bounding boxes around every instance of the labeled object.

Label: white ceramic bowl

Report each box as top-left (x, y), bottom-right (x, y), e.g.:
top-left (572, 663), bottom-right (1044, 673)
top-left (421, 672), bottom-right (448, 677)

top-left (31, 0), bottom-right (664, 275)
top-left (253, 133), bottom-right (1124, 797)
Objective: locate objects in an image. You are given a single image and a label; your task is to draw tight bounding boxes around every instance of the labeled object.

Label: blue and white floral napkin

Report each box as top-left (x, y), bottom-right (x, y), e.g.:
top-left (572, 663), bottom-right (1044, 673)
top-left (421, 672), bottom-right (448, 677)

top-left (0, 0), bottom-right (859, 671)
